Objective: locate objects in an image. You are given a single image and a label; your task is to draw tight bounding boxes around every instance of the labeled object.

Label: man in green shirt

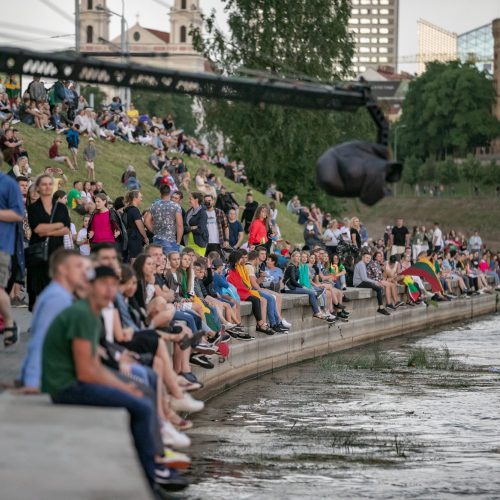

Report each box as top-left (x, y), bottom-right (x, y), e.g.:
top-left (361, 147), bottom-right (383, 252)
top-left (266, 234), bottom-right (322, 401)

top-left (41, 266), bottom-right (163, 489)
top-left (67, 180), bottom-right (86, 215)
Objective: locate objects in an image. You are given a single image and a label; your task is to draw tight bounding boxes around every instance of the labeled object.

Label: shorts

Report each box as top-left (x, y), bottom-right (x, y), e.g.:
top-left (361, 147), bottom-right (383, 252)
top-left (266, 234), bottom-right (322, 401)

top-left (69, 147), bottom-right (78, 155)
top-left (53, 156), bottom-right (66, 162)
top-left (0, 251), bottom-right (11, 289)
top-left (86, 161), bottom-right (95, 169)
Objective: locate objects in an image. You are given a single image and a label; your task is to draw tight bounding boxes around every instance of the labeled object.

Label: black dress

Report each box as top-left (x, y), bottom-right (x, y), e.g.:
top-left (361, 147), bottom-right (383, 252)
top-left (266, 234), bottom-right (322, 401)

top-left (124, 205), bottom-right (144, 260)
top-left (27, 199), bottom-right (71, 310)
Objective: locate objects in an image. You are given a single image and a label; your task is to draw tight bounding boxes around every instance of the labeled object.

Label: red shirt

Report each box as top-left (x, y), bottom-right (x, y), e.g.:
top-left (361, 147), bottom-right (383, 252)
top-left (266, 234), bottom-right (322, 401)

top-left (91, 211), bottom-right (115, 243)
top-left (48, 144), bottom-right (59, 159)
top-left (248, 219), bottom-right (268, 246)
top-left (227, 269), bottom-right (251, 301)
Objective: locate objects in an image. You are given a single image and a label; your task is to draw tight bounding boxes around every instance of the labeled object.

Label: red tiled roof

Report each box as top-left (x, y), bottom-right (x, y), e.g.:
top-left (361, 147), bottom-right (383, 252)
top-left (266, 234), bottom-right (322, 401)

top-left (145, 28), bottom-right (170, 44)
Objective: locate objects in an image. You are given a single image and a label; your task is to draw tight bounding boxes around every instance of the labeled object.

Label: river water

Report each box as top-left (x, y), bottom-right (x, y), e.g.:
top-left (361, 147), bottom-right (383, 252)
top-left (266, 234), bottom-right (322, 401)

top-left (183, 315), bottom-right (500, 499)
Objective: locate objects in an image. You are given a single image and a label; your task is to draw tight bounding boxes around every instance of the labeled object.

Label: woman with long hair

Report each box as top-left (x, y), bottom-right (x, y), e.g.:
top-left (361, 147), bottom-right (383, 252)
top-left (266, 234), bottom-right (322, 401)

top-left (184, 192), bottom-right (208, 256)
top-left (123, 190), bottom-right (148, 262)
top-left (227, 250), bottom-right (272, 337)
top-left (309, 253), bottom-right (348, 320)
top-left (194, 167), bottom-right (217, 198)
top-left (26, 174), bottom-right (71, 310)
top-left (248, 204), bottom-right (273, 249)
top-left (350, 216), bottom-right (362, 250)
top-left (87, 193), bottom-right (125, 250)
top-left (282, 250), bottom-right (331, 322)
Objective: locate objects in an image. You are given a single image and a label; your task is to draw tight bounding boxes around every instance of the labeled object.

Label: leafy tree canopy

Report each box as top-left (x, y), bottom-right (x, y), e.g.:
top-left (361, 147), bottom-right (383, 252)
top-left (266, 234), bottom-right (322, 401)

top-left (398, 61), bottom-right (500, 160)
top-left (192, 0), bottom-right (376, 212)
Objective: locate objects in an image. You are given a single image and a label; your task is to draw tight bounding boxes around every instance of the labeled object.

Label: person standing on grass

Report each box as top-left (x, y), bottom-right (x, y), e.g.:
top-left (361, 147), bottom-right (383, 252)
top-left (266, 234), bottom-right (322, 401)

top-left (83, 136), bottom-right (96, 181)
top-left (123, 190), bottom-right (149, 262)
top-left (0, 159), bottom-right (24, 347)
top-left (87, 194), bottom-right (126, 251)
top-left (144, 184), bottom-right (184, 256)
top-left (26, 174), bottom-right (71, 311)
top-left (66, 122), bottom-right (80, 169)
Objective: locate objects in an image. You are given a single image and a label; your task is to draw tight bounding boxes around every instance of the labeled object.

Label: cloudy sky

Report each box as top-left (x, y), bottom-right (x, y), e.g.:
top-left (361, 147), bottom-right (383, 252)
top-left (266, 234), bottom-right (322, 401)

top-left (0, 0), bottom-right (499, 73)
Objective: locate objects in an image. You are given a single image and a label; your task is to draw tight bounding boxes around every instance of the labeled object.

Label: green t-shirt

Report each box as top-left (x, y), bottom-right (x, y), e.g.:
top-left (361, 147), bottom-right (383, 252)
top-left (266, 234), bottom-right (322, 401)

top-left (67, 188), bottom-right (81, 210)
top-left (41, 299), bottom-right (101, 395)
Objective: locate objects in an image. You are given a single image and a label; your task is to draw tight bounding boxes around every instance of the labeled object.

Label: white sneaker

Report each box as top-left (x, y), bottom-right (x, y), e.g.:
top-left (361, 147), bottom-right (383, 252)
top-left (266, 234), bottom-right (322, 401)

top-left (11, 119), bottom-right (20, 124)
top-left (170, 393), bottom-right (205, 413)
top-left (161, 421), bottom-right (191, 449)
top-left (281, 318), bottom-right (291, 328)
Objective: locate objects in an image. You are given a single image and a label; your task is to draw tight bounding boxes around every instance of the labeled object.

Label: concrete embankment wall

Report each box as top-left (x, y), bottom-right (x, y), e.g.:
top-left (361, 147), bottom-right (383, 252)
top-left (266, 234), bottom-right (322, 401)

top-left (195, 290), bottom-right (498, 399)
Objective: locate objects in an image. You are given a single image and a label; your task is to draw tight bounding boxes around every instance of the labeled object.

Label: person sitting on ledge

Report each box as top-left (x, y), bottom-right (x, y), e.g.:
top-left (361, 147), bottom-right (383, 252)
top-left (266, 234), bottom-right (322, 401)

top-left (353, 250), bottom-right (390, 316)
top-left (41, 265), bottom-right (189, 492)
top-left (283, 250), bottom-right (333, 323)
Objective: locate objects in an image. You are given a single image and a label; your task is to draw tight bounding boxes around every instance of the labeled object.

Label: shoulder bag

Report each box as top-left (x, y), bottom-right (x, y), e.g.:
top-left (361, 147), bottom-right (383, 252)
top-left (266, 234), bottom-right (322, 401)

top-left (25, 203), bottom-right (57, 267)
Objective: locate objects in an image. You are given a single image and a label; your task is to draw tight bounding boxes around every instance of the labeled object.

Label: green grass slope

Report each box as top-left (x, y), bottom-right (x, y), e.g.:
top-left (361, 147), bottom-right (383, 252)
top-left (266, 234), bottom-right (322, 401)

top-left (14, 124), bottom-right (304, 244)
top-left (343, 195), bottom-right (500, 250)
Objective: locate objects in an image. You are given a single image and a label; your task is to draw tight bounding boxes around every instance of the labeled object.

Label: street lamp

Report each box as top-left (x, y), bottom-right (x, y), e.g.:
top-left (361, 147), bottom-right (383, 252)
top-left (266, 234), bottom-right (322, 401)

top-left (394, 123), bottom-right (407, 162)
top-left (96, 1), bottom-right (130, 106)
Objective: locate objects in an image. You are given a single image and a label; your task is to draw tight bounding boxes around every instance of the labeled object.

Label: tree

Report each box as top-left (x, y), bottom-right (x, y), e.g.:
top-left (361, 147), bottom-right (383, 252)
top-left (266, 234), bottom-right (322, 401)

top-left (192, 0), bottom-right (376, 210)
top-left (80, 85), bottom-right (107, 110)
top-left (399, 61), bottom-right (500, 160)
top-left (435, 158), bottom-right (459, 185)
top-left (401, 156), bottom-right (421, 186)
top-left (131, 91), bottom-right (197, 136)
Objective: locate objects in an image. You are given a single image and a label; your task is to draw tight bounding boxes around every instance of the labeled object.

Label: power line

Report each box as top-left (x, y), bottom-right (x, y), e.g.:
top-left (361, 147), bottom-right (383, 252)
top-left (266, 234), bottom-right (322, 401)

top-left (0, 21), bottom-right (72, 37)
top-left (40, 0), bottom-right (74, 23)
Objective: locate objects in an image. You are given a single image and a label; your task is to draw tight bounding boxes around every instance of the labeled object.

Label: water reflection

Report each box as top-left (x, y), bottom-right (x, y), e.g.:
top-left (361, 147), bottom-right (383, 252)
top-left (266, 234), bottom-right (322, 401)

top-left (183, 315), bottom-right (500, 499)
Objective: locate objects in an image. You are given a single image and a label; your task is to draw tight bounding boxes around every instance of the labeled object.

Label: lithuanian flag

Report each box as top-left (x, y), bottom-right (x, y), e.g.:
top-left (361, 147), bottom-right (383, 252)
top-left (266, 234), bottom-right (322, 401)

top-left (400, 257), bottom-right (444, 293)
top-left (402, 276), bottom-right (420, 302)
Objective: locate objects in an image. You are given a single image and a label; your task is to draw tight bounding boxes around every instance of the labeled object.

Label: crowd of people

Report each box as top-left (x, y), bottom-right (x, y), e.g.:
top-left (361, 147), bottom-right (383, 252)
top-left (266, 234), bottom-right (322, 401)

top-left (1, 75), bottom-right (499, 495)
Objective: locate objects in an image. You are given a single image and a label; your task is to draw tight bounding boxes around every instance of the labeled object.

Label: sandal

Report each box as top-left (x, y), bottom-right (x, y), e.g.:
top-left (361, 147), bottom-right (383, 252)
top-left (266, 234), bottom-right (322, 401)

top-left (256, 324), bottom-right (275, 336)
top-left (3, 322), bottom-right (19, 348)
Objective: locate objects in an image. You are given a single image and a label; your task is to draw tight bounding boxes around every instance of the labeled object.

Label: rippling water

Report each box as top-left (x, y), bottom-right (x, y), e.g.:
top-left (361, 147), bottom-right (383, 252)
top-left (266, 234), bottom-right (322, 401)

top-left (183, 315), bottom-right (500, 499)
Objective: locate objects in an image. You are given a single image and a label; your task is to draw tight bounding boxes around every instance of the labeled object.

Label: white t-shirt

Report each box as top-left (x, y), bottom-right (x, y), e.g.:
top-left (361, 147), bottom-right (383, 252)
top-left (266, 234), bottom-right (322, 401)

top-left (77, 227), bottom-right (90, 256)
top-left (80, 191), bottom-right (93, 204)
top-left (323, 228), bottom-right (339, 247)
top-left (433, 227), bottom-right (443, 247)
top-left (206, 210), bottom-right (219, 244)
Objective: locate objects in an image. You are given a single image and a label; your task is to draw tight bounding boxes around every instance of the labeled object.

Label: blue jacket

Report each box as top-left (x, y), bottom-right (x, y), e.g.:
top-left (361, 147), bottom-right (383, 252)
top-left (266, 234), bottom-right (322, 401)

top-left (66, 128), bottom-right (79, 149)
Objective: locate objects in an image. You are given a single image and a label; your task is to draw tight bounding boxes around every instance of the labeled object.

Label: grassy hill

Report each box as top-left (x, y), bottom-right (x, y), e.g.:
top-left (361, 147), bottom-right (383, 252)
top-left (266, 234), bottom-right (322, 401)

top-left (14, 124), bottom-right (304, 244)
top-left (343, 195), bottom-right (500, 250)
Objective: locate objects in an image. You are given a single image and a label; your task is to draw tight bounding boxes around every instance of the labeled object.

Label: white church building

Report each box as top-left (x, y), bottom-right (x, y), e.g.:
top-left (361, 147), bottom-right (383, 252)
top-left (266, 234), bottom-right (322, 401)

top-left (79, 0), bottom-right (207, 73)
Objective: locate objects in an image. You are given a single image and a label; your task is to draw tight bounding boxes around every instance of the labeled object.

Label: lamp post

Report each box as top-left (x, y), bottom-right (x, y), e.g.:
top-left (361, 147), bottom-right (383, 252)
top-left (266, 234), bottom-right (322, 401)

top-left (393, 124), bottom-right (406, 197)
top-left (96, 1), bottom-right (129, 107)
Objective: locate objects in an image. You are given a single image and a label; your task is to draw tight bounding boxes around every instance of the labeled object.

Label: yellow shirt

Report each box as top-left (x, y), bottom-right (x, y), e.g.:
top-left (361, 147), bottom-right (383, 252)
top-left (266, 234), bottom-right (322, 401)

top-left (127, 109), bottom-right (139, 125)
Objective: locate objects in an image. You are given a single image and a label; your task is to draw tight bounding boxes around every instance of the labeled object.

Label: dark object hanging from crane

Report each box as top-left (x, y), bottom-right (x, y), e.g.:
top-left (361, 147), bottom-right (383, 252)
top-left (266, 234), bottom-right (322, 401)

top-left (0, 46), bottom-right (401, 204)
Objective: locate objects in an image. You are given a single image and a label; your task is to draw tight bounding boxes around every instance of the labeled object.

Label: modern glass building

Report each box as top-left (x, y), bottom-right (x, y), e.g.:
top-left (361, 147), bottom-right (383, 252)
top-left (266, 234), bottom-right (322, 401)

top-left (458, 23), bottom-right (494, 73)
top-left (348, 0), bottom-right (399, 74)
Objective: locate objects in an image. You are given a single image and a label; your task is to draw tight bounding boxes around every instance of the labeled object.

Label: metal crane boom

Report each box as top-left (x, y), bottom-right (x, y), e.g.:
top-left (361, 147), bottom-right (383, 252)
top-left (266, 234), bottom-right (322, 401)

top-left (0, 46), bottom-right (389, 146)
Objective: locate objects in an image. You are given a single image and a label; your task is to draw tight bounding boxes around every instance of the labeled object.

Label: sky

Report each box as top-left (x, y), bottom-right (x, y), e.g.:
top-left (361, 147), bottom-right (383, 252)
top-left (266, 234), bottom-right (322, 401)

top-left (0, 0), bottom-right (499, 73)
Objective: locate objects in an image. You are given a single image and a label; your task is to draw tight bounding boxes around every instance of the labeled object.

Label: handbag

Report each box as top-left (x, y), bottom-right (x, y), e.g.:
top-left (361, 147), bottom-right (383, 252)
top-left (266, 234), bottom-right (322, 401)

top-left (25, 203), bottom-right (57, 267)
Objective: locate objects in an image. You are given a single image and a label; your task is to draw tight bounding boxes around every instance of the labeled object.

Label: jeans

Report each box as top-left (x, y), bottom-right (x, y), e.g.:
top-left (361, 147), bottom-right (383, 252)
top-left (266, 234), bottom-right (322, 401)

top-left (259, 290), bottom-right (280, 327)
top-left (153, 237), bottom-right (179, 256)
top-left (284, 287), bottom-right (320, 314)
top-left (357, 281), bottom-right (384, 306)
top-left (52, 381), bottom-right (157, 488)
top-left (174, 310), bottom-right (200, 332)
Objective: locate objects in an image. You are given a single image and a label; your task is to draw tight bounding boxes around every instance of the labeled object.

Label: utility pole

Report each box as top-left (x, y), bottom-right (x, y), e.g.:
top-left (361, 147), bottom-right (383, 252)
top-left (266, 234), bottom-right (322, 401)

top-left (75, 0), bottom-right (80, 56)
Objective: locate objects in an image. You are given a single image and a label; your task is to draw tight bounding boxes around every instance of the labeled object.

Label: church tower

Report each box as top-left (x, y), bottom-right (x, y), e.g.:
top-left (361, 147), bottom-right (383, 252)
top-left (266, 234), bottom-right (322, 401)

top-left (169, 0), bottom-right (202, 45)
top-left (79, 0), bottom-right (111, 48)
